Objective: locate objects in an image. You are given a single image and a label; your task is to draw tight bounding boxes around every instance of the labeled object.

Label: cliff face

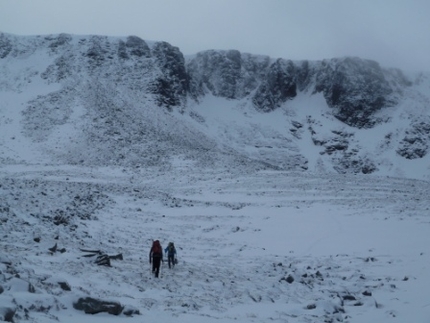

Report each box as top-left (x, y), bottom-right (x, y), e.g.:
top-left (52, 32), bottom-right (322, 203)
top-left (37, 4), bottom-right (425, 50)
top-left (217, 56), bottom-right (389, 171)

top-left (187, 51), bottom-right (408, 129)
top-left (0, 32), bottom-right (410, 124)
top-left (0, 33), bottom-right (187, 108)
top-left (313, 57), bottom-right (397, 128)
top-left (187, 50), bottom-right (270, 100)
top-left (1, 33), bottom-right (429, 178)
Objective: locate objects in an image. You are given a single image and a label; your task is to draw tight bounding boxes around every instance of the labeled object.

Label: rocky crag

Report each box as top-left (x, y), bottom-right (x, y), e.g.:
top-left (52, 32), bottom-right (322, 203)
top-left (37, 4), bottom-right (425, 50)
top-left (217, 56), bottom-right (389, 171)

top-left (1, 33), bottom-right (429, 178)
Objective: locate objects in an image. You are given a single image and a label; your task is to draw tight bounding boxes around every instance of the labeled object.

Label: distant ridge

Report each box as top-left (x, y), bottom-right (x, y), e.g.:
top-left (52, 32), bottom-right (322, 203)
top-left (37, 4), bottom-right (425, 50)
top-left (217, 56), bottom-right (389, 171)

top-left (1, 33), bottom-right (430, 179)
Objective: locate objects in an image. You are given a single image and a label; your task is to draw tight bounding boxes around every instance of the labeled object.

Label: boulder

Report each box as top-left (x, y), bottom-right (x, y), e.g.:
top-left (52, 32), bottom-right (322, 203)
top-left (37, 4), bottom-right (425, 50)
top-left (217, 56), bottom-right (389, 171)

top-left (73, 297), bottom-right (123, 315)
top-left (0, 296), bottom-right (16, 322)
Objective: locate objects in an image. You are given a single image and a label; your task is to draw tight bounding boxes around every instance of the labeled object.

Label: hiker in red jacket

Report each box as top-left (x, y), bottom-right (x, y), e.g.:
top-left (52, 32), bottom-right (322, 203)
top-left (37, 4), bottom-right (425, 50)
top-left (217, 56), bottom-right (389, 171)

top-left (149, 240), bottom-right (163, 278)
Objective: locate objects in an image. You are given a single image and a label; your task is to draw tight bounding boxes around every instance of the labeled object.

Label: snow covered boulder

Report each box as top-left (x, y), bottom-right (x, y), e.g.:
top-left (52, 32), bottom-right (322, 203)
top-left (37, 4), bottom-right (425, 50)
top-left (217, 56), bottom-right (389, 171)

top-left (0, 307), bottom-right (15, 322)
top-left (0, 296), bottom-right (16, 322)
top-left (122, 305), bottom-right (140, 317)
top-left (7, 277), bottom-right (35, 293)
top-left (0, 255), bottom-right (11, 266)
top-left (41, 276), bottom-right (72, 292)
top-left (73, 297), bottom-right (123, 315)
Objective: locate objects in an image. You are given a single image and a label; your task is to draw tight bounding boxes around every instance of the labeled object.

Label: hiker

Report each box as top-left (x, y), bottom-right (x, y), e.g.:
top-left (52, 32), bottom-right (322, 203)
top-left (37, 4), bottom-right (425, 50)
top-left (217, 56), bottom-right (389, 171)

top-left (164, 242), bottom-right (177, 269)
top-left (149, 240), bottom-right (163, 278)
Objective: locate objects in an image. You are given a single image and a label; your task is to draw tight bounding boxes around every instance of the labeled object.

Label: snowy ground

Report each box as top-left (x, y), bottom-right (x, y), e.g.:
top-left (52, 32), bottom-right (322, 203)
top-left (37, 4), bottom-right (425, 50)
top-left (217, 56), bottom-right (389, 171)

top-left (1, 164), bottom-right (429, 323)
top-left (1, 33), bottom-right (430, 323)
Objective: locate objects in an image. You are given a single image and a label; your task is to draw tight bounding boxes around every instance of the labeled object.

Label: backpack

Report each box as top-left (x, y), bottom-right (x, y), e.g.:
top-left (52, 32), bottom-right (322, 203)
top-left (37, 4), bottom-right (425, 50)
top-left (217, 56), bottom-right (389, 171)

top-left (152, 240), bottom-right (162, 255)
top-left (168, 242), bottom-right (175, 254)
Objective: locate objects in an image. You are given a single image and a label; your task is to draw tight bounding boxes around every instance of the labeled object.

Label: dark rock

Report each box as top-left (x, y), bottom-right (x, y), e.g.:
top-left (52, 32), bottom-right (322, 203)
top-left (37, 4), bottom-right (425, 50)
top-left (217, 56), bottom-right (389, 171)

top-left (73, 297), bottom-right (123, 315)
top-left (48, 33), bottom-right (72, 50)
top-left (28, 304), bottom-right (51, 313)
top-left (306, 303), bottom-right (316, 310)
top-left (151, 41), bottom-right (188, 108)
top-left (0, 306), bottom-right (16, 322)
top-left (117, 40), bottom-right (128, 59)
top-left (125, 36), bottom-right (151, 58)
top-left (53, 210), bottom-right (69, 225)
top-left (0, 33), bottom-right (13, 59)
top-left (123, 306), bottom-right (140, 316)
top-left (48, 243), bottom-right (57, 253)
top-left (187, 50), bottom-right (269, 100)
top-left (296, 60), bottom-right (314, 91)
top-left (333, 305), bottom-right (345, 313)
top-left (286, 275), bottom-right (294, 284)
top-left (85, 36), bottom-right (109, 66)
top-left (253, 59), bottom-right (297, 112)
top-left (342, 295), bottom-right (356, 301)
top-left (362, 290), bottom-right (372, 296)
top-left (28, 283), bottom-right (36, 293)
top-left (397, 120), bottom-right (430, 159)
top-left (291, 121), bottom-right (303, 128)
top-left (314, 57), bottom-right (395, 128)
top-left (58, 281), bottom-right (71, 291)
top-left (190, 50), bottom-right (241, 99)
top-left (310, 127), bottom-right (378, 174)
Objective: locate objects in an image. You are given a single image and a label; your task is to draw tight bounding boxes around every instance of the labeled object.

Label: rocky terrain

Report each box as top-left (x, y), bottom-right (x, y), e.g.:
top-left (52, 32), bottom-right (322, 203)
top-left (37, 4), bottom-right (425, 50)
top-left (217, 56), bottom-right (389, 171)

top-left (1, 166), bottom-right (429, 323)
top-left (1, 32), bottom-right (430, 179)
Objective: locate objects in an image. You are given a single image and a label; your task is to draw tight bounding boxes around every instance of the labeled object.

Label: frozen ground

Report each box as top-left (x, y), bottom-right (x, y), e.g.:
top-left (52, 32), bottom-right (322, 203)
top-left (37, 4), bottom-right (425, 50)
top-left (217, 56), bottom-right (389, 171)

top-left (1, 164), bottom-right (429, 323)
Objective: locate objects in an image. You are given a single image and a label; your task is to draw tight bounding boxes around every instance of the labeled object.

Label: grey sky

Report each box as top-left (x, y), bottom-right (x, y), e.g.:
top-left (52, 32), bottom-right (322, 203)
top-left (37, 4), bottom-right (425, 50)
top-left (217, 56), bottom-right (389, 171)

top-left (0, 0), bottom-right (429, 72)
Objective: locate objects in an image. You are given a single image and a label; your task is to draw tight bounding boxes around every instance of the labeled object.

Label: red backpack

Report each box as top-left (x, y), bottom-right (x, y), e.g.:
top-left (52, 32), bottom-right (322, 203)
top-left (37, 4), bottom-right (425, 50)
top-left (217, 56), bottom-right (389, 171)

top-left (152, 240), bottom-right (162, 255)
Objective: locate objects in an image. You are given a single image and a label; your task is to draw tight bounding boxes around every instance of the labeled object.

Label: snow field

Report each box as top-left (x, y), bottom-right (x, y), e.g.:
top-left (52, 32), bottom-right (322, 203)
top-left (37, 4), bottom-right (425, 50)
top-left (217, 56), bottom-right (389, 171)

top-left (1, 166), bottom-right (429, 322)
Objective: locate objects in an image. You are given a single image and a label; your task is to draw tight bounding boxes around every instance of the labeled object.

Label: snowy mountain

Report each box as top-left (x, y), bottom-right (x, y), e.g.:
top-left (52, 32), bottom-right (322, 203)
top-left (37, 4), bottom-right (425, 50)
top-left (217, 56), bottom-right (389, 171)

top-left (1, 33), bottom-right (430, 323)
top-left (1, 33), bottom-right (430, 179)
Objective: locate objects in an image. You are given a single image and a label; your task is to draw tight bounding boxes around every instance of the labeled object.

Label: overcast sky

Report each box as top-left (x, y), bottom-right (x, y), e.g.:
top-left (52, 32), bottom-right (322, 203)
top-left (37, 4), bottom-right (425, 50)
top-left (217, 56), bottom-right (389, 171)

top-left (1, 0), bottom-right (429, 72)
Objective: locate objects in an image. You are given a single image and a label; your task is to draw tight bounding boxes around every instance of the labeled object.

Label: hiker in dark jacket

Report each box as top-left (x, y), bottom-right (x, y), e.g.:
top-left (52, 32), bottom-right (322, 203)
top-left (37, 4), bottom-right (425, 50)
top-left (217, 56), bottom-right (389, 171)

top-left (164, 242), bottom-right (177, 269)
top-left (149, 240), bottom-right (163, 278)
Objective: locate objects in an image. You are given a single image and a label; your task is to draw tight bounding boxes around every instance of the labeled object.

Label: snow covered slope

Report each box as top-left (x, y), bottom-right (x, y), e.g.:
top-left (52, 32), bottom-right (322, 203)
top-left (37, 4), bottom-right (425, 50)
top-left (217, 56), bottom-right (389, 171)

top-left (1, 33), bottom-right (430, 179)
top-left (1, 165), bottom-right (430, 323)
